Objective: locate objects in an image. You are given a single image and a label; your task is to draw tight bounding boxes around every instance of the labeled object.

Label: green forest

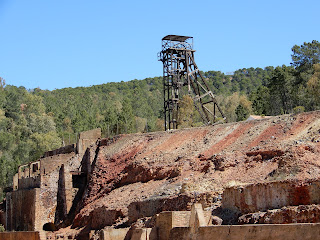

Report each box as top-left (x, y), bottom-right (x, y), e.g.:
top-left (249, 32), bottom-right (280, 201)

top-left (0, 40), bottom-right (319, 196)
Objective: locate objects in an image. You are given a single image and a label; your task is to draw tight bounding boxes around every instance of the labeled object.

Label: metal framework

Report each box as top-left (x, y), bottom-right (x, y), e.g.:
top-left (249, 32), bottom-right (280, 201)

top-left (158, 35), bottom-right (226, 130)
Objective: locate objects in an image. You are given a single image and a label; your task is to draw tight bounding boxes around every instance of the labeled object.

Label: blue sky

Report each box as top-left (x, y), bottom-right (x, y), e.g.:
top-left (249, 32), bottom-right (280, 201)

top-left (0, 0), bottom-right (319, 90)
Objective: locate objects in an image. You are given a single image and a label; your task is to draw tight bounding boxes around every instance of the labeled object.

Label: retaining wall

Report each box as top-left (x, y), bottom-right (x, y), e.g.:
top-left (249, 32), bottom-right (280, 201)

top-left (222, 179), bottom-right (320, 214)
top-left (6, 189), bottom-right (41, 231)
top-left (100, 228), bottom-right (156, 240)
top-left (169, 223), bottom-right (320, 240)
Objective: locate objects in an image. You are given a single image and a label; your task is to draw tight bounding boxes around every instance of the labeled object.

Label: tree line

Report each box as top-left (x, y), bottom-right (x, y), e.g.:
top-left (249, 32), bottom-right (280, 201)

top-left (0, 40), bottom-right (319, 196)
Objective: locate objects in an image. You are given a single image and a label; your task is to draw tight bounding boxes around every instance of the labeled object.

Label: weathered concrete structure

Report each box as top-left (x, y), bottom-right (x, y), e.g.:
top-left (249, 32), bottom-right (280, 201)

top-left (222, 179), bottom-right (320, 214)
top-left (5, 128), bottom-right (101, 232)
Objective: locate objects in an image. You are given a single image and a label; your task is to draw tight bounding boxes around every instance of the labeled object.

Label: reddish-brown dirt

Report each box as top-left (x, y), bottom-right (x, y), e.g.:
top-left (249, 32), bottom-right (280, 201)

top-left (54, 111), bottom-right (320, 237)
top-left (146, 128), bottom-right (208, 154)
top-left (202, 122), bottom-right (253, 157)
top-left (284, 113), bottom-right (315, 137)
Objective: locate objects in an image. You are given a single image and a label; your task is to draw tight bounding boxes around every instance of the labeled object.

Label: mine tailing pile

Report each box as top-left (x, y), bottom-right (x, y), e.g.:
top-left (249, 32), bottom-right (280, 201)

top-left (74, 111), bottom-right (320, 231)
top-left (3, 110), bottom-right (320, 239)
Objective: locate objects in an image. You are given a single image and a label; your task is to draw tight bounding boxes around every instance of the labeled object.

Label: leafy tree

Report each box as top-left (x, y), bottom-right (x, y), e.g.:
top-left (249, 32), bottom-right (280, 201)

top-left (293, 106), bottom-right (305, 114)
top-left (0, 224), bottom-right (5, 232)
top-left (217, 93), bottom-right (251, 122)
top-left (0, 78), bottom-right (5, 109)
top-left (32, 114), bottom-right (56, 133)
top-left (3, 86), bottom-right (27, 121)
top-left (307, 63), bottom-right (320, 107)
top-left (134, 116), bottom-right (147, 133)
top-left (62, 117), bottom-right (73, 133)
top-left (217, 92), bottom-right (241, 122)
top-left (0, 77), bottom-right (5, 90)
top-left (291, 40), bottom-right (320, 76)
top-left (118, 98), bottom-right (135, 134)
top-left (250, 86), bottom-right (270, 115)
top-left (235, 95), bottom-right (252, 121)
top-left (23, 94), bottom-right (46, 115)
top-left (235, 104), bottom-right (249, 121)
top-left (29, 131), bottom-right (61, 159)
top-left (268, 65), bottom-right (294, 115)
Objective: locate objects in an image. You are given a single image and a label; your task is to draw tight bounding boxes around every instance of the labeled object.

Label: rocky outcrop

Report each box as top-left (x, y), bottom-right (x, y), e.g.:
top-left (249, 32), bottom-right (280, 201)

top-left (239, 205), bottom-right (320, 224)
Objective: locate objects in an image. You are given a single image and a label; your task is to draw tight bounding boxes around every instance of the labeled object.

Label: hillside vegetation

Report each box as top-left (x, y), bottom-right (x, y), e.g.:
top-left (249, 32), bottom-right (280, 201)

top-left (0, 40), bottom-right (319, 196)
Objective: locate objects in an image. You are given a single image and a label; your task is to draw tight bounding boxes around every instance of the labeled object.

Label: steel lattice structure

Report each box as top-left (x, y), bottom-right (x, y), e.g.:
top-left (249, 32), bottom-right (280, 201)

top-left (158, 35), bottom-right (226, 130)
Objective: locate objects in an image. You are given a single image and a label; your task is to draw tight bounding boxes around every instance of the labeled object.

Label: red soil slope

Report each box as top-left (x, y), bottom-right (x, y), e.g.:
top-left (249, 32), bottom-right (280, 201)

top-left (63, 111), bottom-right (320, 233)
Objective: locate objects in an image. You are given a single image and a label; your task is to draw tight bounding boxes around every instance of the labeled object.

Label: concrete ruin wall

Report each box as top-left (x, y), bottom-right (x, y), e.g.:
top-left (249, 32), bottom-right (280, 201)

top-left (30, 153), bottom-right (79, 228)
top-left (99, 228), bottom-right (156, 240)
top-left (156, 211), bottom-right (189, 240)
top-left (40, 153), bottom-right (75, 176)
top-left (11, 156), bottom-right (71, 228)
top-left (6, 188), bottom-right (41, 231)
top-left (0, 231), bottom-right (40, 240)
top-left (43, 144), bottom-right (76, 158)
top-left (18, 175), bottom-right (40, 190)
top-left (169, 223), bottom-right (320, 240)
top-left (127, 195), bottom-right (195, 224)
top-left (100, 228), bottom-right (130, 240)
top-left (222, 179), bottom-right (320, 214)
top-left (155, 210), bottom-right (211, 240)
top-left (77, 128), bottom-right (101, 155)
top-left (16, 161), bottom-right (41, 190)
top-left (13, 173), bottom-right (18, 190)
top-left (5, 128), bottom-right (102, 232)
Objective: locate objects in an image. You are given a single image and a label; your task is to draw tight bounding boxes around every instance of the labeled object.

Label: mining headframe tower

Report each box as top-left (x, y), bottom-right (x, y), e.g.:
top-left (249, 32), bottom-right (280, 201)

top-left (158, 35), bottom-right (226, 130)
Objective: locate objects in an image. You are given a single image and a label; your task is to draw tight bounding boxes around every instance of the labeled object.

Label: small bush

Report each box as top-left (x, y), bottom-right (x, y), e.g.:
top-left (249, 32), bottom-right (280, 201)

top-left (293, 106), bottom-right (305, 114)
top-left (0, 224), bottom-right (5, 232)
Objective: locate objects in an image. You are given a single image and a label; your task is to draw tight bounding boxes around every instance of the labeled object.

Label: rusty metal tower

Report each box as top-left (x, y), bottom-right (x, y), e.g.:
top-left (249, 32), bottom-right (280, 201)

top-left (158, 35), bottom-right (226, 130)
